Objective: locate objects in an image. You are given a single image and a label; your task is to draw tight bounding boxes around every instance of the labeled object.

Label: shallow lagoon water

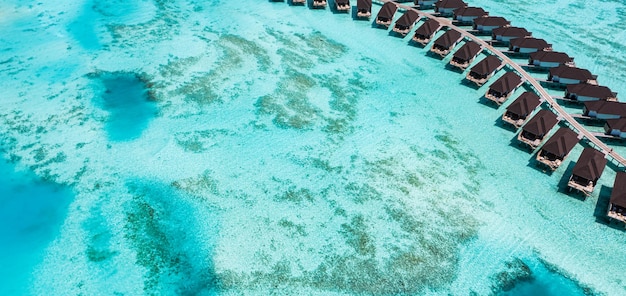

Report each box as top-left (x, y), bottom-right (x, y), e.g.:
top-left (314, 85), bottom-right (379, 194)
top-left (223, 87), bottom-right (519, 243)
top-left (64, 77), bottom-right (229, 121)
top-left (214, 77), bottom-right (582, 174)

top-left (0, 0), bottom-right (625, 295)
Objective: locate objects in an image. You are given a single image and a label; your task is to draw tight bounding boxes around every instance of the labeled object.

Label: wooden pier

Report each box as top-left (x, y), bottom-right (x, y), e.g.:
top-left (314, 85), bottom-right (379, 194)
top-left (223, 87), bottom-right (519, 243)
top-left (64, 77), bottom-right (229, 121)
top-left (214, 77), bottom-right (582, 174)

top-left (274, 0), bottom-right (626, 169)
top-left (371, 0), bottom-right (626, 169)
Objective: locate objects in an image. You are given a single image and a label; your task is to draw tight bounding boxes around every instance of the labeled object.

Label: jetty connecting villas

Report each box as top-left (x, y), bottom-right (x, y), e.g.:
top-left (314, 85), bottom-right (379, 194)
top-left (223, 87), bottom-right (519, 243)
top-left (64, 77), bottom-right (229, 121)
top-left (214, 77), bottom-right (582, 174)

top-left (272, 0), bottom-right (626, 226)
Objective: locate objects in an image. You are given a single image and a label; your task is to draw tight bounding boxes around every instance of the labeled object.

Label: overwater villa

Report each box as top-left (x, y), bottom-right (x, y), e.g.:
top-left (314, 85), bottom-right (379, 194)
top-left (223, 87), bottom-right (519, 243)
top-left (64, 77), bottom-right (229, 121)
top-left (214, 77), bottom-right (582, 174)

top-left (607, 172), bottom-right (626, 223)
top-left (357, 0), bottom-right (372, 19)
top-left (292, 0), bottom-right (306, 5)
top-left (567, 147), bottom-right (607, 196)
top-left (415, 0), bottom-right (437, 8)
top-left (548, 65), bottom-right (597, 86)
top-left (565, 84), bottom-right (618, 102)
top-left (376, 2), bottom-right (398, 28)
top-left (466, 55), bottom-right (503, 86)
top-left (502, 91), bottom-right (542, 128)
top-left (528, 51), bottom-right (574, 69)
top-left (412, 19), bottom-right (442, 45)
top-left (491, 27), bottom-right (530, 44)
top-left (485, 71), bottom-right (524, 105)
top-left (434, 0), bottom-right (467, 17)
top-left (430, 29), bottom-right (463, 57)
top-left (604, 118), bottom-right (626, 138)
top-left (313, 0), bottom-right (327, 8)
top-left (450, 41), bottom-right (482, 69)
top-left (508, 37), bottom-right (551, 54)
top-left (453, 7), bottom-right (487, 24)
top-left (472, 16), bottom-right (509, 33)
top-left (517, 109), bottom-right (559, 150)
top-left (335, 0), bottom-right (350, 12)
top-left (536, 127), bottom-right (579, 170)
top-left (393, 10), bottom-right (421, 36)
top-left (583, 101), bottom-right (626, 120)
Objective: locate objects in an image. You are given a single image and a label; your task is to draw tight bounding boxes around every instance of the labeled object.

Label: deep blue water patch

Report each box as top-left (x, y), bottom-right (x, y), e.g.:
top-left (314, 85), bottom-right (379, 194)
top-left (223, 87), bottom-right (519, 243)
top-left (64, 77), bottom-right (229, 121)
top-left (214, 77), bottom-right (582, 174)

top-left (0, 158), bottom-right (74, 295)
top-left (67, 0), bottom-right (102, 50)
top-left (89, 71), bottom-right (157, 141)
top-left (499, 258), bottom-right (590, 296)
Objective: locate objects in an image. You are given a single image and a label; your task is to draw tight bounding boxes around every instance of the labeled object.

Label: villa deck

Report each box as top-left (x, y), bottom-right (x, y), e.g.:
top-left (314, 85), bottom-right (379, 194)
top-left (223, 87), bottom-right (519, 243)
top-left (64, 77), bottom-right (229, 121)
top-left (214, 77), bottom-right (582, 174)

top-left (567, 147), bottom-right (607, 196)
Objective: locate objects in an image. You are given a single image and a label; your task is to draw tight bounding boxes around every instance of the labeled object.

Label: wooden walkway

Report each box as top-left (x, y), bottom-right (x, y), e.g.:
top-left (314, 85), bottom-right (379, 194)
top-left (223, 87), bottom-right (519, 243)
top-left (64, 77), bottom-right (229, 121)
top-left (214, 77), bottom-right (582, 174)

top-left (374, 0), bottom-right (626, 168)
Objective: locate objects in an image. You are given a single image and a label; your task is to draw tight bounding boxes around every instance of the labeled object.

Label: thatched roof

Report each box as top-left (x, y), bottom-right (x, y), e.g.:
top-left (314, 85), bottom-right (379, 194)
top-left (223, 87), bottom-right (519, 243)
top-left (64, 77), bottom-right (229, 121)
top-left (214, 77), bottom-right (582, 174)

top-left (414, 19), bottom-right (441, 38)
top-left (435, 0), bottom-right (466, 9)
top-left (583, 101), bottom-right (626, 117)
top-left (452, 41), bottom-right (482, 62)
top-left (377, 2), bottom-right (397, 20)
top-left (566, 84), bottom-right (615, 101)
top-left (492, 26), bottom-right (530, 38)
top-left (433, 29), bottom-right (462, 48)
top-left (522, 109), bottom-right (558, 138)
top-left (572, 147), bottom-right (607, 183)
top-left (549, 65), bottom-right (595, 82)
top-left (453, 6), bottom-right (487, 18)
top-left (469, 55), bottom-right (502, 76)
top-left (488, 72), bottom-right (523, 95)
top-left (610, 172), bottom-right (626, 208)
top-left (357, 0), bottom-right (372, 11)
top-left (395, 10), bottom-right (420, 29)
top-left (540, 127), bottom-right (579, 159)
top-left (473, 16), bottom-right (509, 27)
top-left (605, 118), bottom-right (626, 132)
top-left (509, 37), bottom-right (551, 50)
top-left (529, 51), bottom-right (573, 64)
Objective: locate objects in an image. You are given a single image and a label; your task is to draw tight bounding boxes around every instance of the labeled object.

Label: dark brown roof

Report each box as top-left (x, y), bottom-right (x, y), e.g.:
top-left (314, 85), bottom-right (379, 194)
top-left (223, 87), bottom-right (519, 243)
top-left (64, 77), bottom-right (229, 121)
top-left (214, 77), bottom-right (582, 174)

top-left (435, 0), bottom-right (467, 9)
top-left (433, 29), bottom-right (462, 48)
top-left (506, 92), bottom-right (541, 117)
top-left (583, 101), bottom-right (626, 117)
top-left (509, 37), bottom-right (551, 50)
top-left (572, 147), bottom-right (607, 183)
top-left (357, 0), bottom-right (372, 11)
top-left (610, 172), bottom-right (626, 208)
top-left (522, 109), bottom-right (559, 137)
top-left (529, 51), bottom-right (573, 64)
top-left (566, 84), bottom-right (615, 101)
top-left (492, 26), bottom-right (530, 38)
top-left (336, 0), bottom-right (350, 5)
top-left (414, 19), bottom-right (441, 38)
top-left (377, 2), bottom-right (397, 20)
top-left (549, 65), bottom-right (595, 82)
top-left (540, 128), bottom-right (579, 158)
top-left (469, 55), bottom-right (502, 76)
top-left (453, 7), bottom-right (487, 18)
top-left (452, 41), bottom-right (482, 62)
top-left (395, 10), bottom-right (420, 29)
top-left (606, 118), bottom-right (626, 132)
top-left (473, 16), bottom-right (509, 27)
top-left (489, 72), bottom-right (522, 95)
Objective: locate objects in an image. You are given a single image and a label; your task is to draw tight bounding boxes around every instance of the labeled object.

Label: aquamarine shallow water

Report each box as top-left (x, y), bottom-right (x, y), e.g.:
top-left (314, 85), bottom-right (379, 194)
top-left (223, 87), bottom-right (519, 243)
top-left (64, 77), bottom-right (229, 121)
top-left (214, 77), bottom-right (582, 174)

top-left (0, 0), bottom-right (625, 295)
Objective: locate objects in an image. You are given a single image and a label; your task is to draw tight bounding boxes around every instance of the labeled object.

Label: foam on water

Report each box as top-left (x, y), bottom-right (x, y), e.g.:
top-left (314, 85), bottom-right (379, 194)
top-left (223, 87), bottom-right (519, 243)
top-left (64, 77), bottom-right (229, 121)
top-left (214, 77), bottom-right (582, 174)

top-left (1, 0), bottom-right (625, 295)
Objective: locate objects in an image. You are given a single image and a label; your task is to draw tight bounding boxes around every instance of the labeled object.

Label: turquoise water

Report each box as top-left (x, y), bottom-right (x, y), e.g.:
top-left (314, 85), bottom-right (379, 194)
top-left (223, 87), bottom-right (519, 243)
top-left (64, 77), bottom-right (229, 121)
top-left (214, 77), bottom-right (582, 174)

top-left (1, 0), bottom-right (625, 295)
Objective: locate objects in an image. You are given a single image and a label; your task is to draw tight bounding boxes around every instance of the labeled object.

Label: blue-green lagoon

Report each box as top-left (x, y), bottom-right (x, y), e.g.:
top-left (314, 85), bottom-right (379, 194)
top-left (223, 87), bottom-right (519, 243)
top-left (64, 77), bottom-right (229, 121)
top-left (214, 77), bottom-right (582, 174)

top-left (0, 0), bottom-right (625, 295)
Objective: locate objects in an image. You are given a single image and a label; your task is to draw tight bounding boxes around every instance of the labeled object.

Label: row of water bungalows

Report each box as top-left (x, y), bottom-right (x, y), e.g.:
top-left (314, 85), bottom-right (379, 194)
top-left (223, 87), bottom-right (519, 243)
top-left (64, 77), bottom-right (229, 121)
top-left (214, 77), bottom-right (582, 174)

top-left (281, 0), bottom-right (353, 11)
top-left (272, 0), bottom-right (626, 226)
top-left (497, 92), bottom-right (612, 197)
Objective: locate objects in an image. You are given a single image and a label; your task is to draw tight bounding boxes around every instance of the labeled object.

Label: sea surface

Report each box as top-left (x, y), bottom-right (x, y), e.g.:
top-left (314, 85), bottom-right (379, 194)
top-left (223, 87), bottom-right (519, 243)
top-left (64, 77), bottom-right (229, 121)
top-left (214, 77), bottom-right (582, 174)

top-left (1, 0), bottom-right (625, 295)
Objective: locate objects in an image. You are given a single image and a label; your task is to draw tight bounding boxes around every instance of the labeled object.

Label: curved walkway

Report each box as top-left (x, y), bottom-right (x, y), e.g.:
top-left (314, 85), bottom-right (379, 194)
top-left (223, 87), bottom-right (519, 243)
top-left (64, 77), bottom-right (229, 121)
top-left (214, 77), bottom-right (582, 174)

top-left (375, 0), bottom-right (626, 168)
